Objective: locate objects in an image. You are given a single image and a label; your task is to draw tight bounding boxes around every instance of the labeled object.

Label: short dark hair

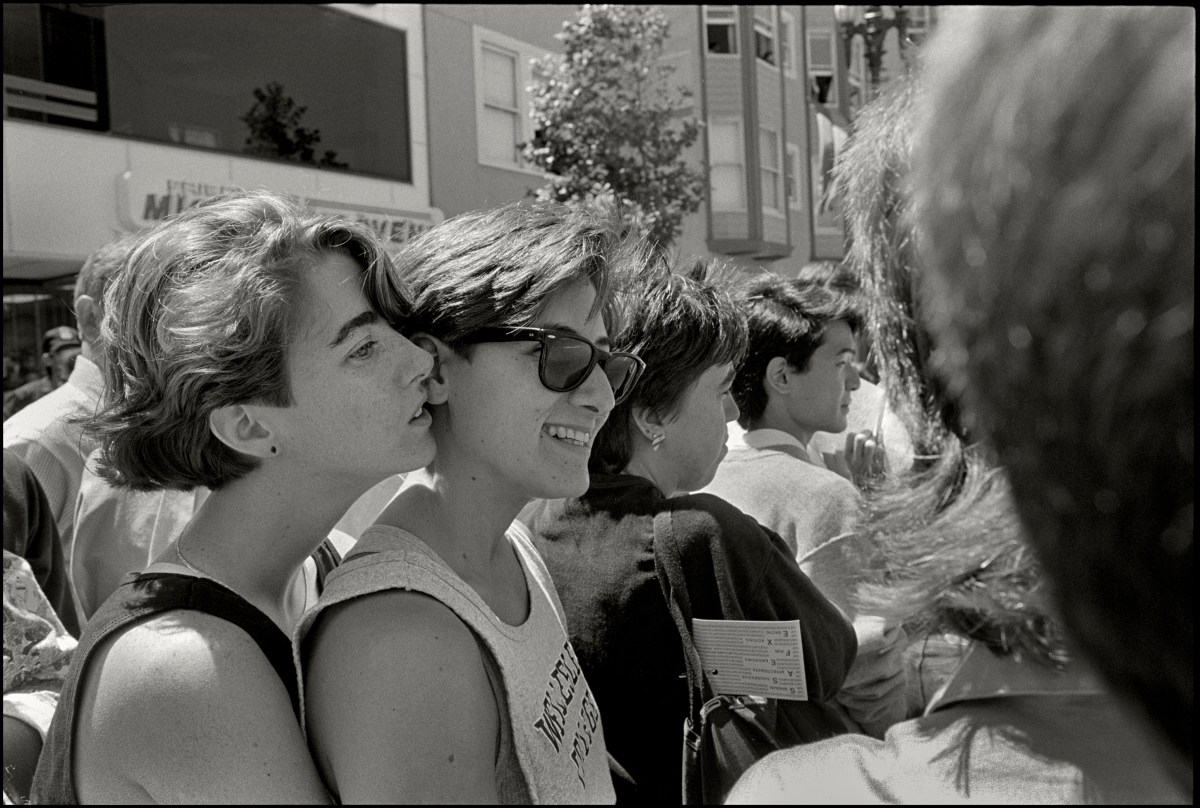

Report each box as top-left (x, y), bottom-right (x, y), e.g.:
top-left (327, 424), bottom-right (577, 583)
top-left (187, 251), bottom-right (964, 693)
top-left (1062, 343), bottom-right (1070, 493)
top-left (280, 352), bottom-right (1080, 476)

top-left (731, 275), bottom-right (864, 427)
top-left (795, 261), bottom-right (861, 295)
top-left (84, 190), bottom-right (408, 491)
top-left (398, 201), bottom-right (646, 351)
top-left (590, 258), bottom-right (748, 474)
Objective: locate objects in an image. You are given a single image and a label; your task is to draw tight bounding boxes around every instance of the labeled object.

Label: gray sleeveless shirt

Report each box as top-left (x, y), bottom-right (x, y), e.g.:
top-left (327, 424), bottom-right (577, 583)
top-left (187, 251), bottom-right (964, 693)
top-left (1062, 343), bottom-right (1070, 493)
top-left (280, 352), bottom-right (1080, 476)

top-left (293, 521), bottom-right (616, 804)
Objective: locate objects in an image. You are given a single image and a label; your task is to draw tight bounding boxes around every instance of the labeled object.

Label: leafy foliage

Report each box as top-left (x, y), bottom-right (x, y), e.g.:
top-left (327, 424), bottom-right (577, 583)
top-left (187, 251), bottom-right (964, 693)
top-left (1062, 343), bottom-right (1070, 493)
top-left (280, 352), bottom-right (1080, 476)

top-left (241, 81), bottom-right (348, 169)
top-left (523, 5), bottom-right (705, 253)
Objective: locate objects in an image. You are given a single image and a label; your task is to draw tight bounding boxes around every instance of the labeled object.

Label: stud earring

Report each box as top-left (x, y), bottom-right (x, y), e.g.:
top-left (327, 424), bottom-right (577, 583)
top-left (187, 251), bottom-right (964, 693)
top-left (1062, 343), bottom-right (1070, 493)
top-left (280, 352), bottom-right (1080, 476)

top-left (270, 446), bottom-right (278, 455)
top-left (650, 433), bottom-right (666, 451)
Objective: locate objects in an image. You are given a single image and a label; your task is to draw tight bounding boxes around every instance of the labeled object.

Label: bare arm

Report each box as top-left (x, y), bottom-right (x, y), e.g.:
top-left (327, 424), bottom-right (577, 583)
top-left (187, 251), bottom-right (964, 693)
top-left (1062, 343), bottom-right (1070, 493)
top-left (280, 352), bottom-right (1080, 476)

top-left (74, 612), bottom-right (330, 804)
top-left (303, 590), bottom-right (502, 804)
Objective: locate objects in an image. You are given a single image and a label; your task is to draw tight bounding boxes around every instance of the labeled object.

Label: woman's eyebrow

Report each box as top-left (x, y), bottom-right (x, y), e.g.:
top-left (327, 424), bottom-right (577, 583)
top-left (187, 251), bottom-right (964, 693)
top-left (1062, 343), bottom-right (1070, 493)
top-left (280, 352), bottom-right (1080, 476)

top-left (328, 310), bottom-right (379, 349)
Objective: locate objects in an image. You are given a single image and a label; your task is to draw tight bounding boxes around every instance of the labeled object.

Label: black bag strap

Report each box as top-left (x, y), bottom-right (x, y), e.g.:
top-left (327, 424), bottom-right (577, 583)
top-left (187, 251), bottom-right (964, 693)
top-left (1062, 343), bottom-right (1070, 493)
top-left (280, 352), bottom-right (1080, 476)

top-left (652, 508), bottom-right (717, 725)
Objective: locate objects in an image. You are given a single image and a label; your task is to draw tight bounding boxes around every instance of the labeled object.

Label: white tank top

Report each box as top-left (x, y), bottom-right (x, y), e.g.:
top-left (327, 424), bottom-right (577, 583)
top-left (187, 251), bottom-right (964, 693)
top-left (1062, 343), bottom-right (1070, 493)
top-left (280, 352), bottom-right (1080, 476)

top-left (293, 521), bottom-right (616, 805)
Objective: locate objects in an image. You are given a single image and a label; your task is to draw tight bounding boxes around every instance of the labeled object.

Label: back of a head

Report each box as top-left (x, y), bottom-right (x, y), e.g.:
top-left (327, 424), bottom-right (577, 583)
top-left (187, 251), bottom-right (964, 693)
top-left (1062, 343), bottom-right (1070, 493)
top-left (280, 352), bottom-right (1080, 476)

top-left (590, 258), bottom-right (748, 475)
top-left (794, 260), bottom-right (860, 296)
top-left (911, 6), bottom-right (1194, 768)
top-left (731, 274), bottom-right (864, 429)
top-left (87, 190), bottom-right (408, 493)
top-left (395, 200), bottom-right (646, 351)
top-left (75, 233), bottom-right (142, 312)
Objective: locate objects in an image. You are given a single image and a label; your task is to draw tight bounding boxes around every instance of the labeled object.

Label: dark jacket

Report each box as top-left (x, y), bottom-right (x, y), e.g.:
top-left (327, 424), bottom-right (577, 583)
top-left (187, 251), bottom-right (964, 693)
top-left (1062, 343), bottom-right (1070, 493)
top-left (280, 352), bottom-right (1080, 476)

top-left (526, 473), bottom-right (857, 805)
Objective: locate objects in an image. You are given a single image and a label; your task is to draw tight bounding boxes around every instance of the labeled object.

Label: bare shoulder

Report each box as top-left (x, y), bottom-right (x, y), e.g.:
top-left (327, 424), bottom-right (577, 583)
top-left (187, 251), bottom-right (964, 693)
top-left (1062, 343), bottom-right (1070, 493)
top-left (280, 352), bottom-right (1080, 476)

top-left (308, 588), bottom-right (483, 664)
top-left (76, 610), bottom-right (328, 803)
top-left (303, 590), bottom-right (502, 803)
top-left (82, 609), bottom-right (284, 717)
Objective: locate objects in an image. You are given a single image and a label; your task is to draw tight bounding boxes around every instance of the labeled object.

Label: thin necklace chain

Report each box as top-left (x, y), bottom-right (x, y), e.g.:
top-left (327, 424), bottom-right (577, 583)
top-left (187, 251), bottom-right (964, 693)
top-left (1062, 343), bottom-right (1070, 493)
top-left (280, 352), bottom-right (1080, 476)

top-left (175, 536), bottom-right (309, 610)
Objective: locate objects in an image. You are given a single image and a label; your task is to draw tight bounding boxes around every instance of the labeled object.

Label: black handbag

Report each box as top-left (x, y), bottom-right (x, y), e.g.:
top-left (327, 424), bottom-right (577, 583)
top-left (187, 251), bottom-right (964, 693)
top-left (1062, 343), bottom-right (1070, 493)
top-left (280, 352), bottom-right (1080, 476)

top-left (652, 511), bottom-right (811, 805)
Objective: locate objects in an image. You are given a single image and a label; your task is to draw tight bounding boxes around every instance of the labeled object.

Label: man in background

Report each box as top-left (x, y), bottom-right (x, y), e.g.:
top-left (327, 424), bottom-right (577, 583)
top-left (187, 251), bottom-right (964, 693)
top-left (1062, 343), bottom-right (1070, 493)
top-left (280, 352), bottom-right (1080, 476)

top-left (3, 327), bottom-right (82, 421)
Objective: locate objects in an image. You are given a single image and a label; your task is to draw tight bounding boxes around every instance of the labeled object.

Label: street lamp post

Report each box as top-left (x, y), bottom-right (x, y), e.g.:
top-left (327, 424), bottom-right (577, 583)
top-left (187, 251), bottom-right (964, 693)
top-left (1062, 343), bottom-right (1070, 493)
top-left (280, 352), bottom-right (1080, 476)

top-left (833, 5), bottom-right (910, 94)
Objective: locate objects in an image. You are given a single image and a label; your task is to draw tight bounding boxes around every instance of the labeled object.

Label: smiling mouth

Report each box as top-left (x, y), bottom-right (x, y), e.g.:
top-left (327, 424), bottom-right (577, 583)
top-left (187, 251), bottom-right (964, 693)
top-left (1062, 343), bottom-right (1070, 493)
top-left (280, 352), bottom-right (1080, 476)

top-left (544, 425), bottom-right (591, 447)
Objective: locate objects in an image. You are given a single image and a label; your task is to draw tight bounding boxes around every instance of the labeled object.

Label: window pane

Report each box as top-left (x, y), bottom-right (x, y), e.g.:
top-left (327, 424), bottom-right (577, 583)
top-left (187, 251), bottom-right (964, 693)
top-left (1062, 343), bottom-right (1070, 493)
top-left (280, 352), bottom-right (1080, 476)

top-left (808, 32), bottom-right (833, 69)
top-left (711, 165), bottom-right (745, 210)
top-left (761, 169), bottom-right (779, 210)
top-left (759, 129), bottom-right (779, 170)
top-left (480, 107), bottom-right (519, 165)
top-left (755, 31), bottom-right (775, 64)
top-left (787, 146), bottom-right (801, 205)
top-left (780, 17), bottom-right (793, 71)
top-left (707, 24), bottom-right (736, 54)
top-left (482, 46), bottom-right (517, 108)
top-left (13, 4), bottom-right (418, 181)
top-left (811, 75), bottom-right (833, 105)
top-left (709, 123), bottom-right (740, 163)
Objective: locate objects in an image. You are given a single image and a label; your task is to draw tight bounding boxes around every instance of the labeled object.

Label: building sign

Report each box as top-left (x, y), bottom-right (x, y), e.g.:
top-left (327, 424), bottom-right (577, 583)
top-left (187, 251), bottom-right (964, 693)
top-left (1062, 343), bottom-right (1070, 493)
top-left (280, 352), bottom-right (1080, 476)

top-left (116, 171), bottom-right (440, 249)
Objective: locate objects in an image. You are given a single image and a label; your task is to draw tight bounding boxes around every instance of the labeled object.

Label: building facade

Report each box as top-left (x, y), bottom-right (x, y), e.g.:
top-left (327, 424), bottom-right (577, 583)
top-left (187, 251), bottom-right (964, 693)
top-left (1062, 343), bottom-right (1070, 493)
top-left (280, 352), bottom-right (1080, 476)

top-left (3, 4), bottom-right (931, 400)
top-left (2, 3), bottom-right (435, 394)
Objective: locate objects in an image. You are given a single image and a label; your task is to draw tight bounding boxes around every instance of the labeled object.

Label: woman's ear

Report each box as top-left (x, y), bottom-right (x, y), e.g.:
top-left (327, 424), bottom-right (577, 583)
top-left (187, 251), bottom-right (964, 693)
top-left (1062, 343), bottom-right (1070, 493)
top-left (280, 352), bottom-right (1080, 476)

top-left (209, 404), bottom-right (275, 459)
top-left (74, 295), bottom-right (103, 346)
top-left (630, 404), bottom-right (667, 444)
top-left (764, 356), bottom-right (792, 396)
top-left (411, 332), bottom-right (450, 405)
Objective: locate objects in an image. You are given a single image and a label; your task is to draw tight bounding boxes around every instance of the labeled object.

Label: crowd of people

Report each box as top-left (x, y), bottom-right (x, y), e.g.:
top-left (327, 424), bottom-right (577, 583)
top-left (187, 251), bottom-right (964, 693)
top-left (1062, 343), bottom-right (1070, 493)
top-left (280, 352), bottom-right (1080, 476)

top-left (3, 6), bottom-right (1192, 805)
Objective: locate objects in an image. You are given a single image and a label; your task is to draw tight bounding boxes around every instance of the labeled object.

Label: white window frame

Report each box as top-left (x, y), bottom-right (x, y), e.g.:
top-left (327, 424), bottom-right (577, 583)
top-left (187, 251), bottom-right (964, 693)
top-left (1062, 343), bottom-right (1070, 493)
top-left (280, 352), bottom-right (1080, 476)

top-left (759, 126), bottom-right (783, 213)
top-left (703, 5), bottom-right (739, 57)
top-left (779, 10), bottom-right (797, 79)
top-left (786, 142), bottom-right (802, 210)
top-left (708, 116), bottom-right (746, 212)
top-left (807, 28), bottom-right (836, 106)
top-left (473, 26), bottom-right (540, 174)
top-left (752, 6), bottom-right (777, 68)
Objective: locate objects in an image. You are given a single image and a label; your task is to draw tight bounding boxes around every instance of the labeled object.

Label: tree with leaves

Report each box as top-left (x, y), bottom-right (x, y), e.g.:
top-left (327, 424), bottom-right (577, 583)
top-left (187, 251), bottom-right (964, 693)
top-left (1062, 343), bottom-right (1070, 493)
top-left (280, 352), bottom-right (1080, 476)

top-left (523, 5), bottom-right (705, 253)
top-left (241, 81), bottom-right (348, 169)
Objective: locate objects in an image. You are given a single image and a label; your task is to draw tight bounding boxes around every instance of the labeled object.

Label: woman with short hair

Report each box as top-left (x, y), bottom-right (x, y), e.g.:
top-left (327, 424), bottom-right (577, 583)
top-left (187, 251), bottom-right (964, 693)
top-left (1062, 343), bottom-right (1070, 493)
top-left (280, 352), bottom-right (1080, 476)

top-left (32, 190), bottom-right (437, 803)
top-left (297, 201), bottom-right (646, 803)
top-left (522, 259), bottom-right (858, 804)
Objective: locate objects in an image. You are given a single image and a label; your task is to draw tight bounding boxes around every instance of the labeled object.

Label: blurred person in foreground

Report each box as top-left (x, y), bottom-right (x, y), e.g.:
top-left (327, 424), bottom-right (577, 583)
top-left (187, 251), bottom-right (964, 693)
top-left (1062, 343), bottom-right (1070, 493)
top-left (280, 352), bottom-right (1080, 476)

top-left (726, 8), bottom-right (1191, 801)
top-left (702, 275), bottom-right (909, 739)
top-left (910, 4), bottom-right (1193, 791)
top-left (522, 259), bottom-right (857, 804)
top-left (31, 190), bottom-right (437, 803)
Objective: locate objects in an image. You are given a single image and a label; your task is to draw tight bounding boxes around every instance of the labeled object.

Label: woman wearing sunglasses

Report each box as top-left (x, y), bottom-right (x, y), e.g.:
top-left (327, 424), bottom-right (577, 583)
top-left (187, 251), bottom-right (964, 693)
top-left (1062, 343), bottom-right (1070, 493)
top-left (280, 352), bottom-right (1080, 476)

top-left (521, 260), bottom-right (858, 804)
top-left (295, 202), bottom-right (647, 803)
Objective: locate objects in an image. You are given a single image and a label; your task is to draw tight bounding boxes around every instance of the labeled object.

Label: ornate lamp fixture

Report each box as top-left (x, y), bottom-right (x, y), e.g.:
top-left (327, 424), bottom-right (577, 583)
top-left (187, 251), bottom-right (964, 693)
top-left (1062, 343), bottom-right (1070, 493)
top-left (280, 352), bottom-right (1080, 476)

top-left (833, 5), bottom-right (910, 92)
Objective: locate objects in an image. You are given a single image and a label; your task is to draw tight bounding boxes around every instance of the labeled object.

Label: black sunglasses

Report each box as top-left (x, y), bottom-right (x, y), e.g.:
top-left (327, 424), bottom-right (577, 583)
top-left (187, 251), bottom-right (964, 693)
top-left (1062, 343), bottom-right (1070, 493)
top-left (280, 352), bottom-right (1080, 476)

top-left (463, 326), bottom-right (646, 404)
